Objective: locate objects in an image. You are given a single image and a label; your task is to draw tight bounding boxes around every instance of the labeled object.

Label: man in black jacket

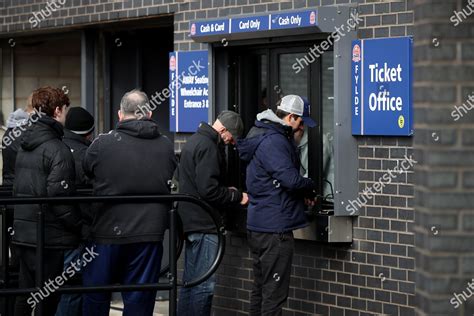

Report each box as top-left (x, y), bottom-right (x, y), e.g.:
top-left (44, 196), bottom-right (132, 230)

top-left (56, 107), bottom-right (95, 316)
top-left (63, 107), bottom-right (95, 230)
top-left (62, 107), bottom-right (95, 240)
top-left (82, 89), bottom-right (177, 316)
top-left (63, 107), bottom-right (95, 188)
top-left (13, 86), bottom-right (81, 316)
top-left (177, 111), bottom-right (248, 316)
top-left (2, 95), bottom-right (35, 272)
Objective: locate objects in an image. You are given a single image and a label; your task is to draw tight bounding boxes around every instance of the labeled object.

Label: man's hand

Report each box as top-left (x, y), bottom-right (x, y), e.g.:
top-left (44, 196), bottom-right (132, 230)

top-left (240, 192), bottom-right (249, 205)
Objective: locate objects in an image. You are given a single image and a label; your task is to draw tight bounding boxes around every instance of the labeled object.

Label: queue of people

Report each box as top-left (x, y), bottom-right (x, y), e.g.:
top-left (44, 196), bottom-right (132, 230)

top-left (2, 86), bottom-right (317, 316)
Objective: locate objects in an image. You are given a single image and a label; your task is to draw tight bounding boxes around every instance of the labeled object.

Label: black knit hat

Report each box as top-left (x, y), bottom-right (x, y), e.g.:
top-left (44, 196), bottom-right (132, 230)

top-left (65, 107), bottom-right (95, 135)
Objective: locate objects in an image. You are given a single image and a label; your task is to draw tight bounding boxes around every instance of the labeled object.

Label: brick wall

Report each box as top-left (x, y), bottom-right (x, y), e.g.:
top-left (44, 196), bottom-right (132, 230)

top-left (0, 1), bottom-right (417, 315)
top-left (413, 0), bottom-right (474, 315)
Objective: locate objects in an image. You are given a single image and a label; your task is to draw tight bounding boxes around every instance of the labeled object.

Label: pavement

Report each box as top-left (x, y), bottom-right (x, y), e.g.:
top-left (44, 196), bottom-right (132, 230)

top-left (109, 300), bottom-right (169, 315)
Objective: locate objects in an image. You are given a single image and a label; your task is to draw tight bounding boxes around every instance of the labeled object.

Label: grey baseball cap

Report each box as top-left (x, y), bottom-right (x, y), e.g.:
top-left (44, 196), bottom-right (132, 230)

top-left (277, 95), bottom-right (304, 116)
top-left (217, 110), bottom-right (244, 139)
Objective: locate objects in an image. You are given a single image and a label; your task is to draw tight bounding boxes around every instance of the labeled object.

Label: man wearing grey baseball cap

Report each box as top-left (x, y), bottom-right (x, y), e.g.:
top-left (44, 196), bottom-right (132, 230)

top-left (237, 95), bottom-right (317, 316)
top-left (177, 111), bottom-right (249, 316)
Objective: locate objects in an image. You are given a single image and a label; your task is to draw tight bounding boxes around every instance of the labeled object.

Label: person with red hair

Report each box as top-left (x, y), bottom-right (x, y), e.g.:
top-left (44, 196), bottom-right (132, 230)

top-left (12, 86), bottom-right (82, 316)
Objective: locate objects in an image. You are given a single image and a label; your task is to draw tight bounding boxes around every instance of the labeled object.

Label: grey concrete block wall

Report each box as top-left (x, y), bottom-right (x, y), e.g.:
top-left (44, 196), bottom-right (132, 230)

top-left (413, 0), bottom-right (474, 315)
top-left (0, 0), bottom-right (417, 315)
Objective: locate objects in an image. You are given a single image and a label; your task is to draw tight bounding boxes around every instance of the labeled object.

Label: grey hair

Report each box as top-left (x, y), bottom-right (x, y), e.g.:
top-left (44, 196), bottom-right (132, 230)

top-left (120, 89), bottom-right (150, 117)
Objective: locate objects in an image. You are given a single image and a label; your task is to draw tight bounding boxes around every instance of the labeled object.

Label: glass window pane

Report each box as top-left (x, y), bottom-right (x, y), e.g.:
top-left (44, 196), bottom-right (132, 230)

top-left (278, 53), bottom-right (310, 177)
top-left (258, 54), bottom-right (268, 112)
top-left (278, 53), bottom-right (308, 99)
top-left (322, 51), bottom-right (334, 200)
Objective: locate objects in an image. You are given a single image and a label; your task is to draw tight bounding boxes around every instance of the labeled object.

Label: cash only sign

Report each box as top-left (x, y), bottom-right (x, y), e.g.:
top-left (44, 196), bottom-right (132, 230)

top-left (351, 37), bottom-right (413, 136)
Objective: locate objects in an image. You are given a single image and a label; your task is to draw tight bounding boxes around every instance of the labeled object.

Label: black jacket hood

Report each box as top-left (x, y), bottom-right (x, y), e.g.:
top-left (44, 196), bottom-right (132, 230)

top-left (21, 115), bottom-right (64, 152)
top-left (116, 119), bottom-right (161, 139)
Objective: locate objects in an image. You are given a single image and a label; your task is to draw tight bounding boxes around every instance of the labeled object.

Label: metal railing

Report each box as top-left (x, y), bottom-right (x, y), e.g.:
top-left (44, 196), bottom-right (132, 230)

top-left (0, 194), bottom-right (226, 315)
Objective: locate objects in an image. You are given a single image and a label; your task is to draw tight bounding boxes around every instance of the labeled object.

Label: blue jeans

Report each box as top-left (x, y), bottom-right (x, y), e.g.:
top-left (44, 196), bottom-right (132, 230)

top-left (55, 246), bottom-right (84, 316)
top-left (82, 242), bottom-right (163, 316)
top-left (178, 233), bottom-right (218, 316)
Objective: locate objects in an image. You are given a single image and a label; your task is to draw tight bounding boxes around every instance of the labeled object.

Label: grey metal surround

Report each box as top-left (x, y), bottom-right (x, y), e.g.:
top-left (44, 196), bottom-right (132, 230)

top-left (196, 5), bottom-right (360, 219)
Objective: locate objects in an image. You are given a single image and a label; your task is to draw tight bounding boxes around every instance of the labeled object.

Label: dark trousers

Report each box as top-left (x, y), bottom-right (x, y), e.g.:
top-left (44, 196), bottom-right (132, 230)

top-left (55, 246), bottom-right (84, 316)
top-left (247, 231), bottom-right (294, 316)
top-left (178, 233), bottom-right (218, 316)
top-left (14, 246), bottom-right (66, 316)
top-left (2, 207), bottom-right (18, 316)
top-left (82, 242), bottom-right (163, 316)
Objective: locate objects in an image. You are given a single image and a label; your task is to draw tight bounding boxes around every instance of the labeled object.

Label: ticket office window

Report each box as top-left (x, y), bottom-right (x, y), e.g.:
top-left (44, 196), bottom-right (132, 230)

top-left (217, 42), bottom-right (335, 222)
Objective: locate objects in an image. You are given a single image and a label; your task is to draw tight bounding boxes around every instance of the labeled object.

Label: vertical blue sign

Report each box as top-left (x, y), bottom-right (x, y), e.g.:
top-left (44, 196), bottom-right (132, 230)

top-left (352, 37), bottom-right (413, 136)
top-left (352, 39), bottom-right (362, 136)
top-left (169, 50), bottom-right (209, 133)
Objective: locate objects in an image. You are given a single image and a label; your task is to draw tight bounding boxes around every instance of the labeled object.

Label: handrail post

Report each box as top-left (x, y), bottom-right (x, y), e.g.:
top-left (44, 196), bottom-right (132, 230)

top-left (35, 205), bottom-right (44, 316)
top-left (1, 206), bottom-right (9, 315)
top-left (169, 201), bottom-right (178, 316)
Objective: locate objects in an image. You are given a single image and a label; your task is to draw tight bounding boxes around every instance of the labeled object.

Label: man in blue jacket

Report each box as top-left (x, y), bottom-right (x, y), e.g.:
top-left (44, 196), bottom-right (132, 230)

top-left (237, 95), bottom-right (316, 316)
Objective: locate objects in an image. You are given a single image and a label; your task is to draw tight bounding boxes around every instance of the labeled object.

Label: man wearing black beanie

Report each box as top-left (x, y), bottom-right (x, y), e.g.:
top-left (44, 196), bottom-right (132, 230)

top-left (56, 106), bottom-right (95, 316)
top-left (63, 107), bottom-right (95, 186)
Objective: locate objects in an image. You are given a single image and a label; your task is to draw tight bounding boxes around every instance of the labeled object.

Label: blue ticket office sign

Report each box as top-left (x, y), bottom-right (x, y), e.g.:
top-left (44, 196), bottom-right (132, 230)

top-left (169, 50), bottom-right (209, 133)
top-left (351, 37), bottom-right (413, 136)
